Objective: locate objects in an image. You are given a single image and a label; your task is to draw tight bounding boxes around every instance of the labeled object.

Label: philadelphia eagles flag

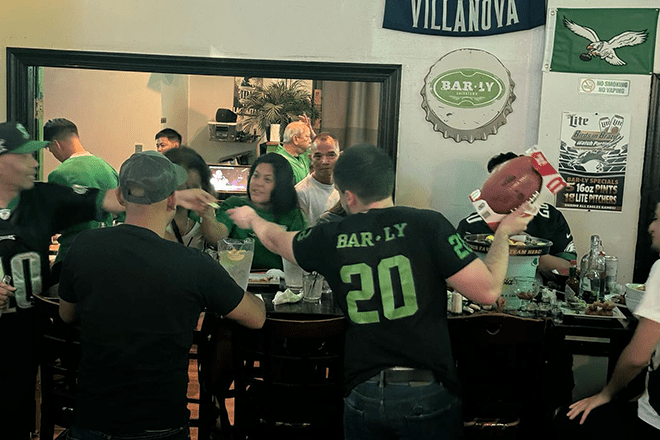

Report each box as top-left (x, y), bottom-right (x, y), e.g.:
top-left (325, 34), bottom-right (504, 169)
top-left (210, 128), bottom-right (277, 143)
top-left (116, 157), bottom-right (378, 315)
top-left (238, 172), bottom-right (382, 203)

top-left (550, 8), bottom-right (657, 75)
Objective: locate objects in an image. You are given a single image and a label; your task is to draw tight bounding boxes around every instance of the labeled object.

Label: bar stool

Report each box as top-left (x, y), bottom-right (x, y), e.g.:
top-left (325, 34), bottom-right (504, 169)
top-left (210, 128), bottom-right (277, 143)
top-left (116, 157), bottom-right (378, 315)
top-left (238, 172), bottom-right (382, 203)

top-left (232, 314), bottom-right (346, 440)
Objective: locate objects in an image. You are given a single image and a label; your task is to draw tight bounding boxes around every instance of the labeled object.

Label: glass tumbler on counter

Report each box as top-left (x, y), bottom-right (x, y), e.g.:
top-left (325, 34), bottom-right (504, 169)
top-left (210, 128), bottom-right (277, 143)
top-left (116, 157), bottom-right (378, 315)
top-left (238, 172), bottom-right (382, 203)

top-left (218, 238), bottom-right (255, 291)
top-left (514, 276), bottom-right (539, 317)
top-left (282, 257), bottom-right (304, 293)
top-left (303, 272), bottom-right (323, 302)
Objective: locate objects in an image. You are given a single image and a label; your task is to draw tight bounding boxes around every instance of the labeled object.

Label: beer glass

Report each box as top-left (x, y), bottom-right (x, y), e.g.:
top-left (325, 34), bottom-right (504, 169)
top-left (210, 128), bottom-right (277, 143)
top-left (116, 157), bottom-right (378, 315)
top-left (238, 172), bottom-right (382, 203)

top-left (218, 238), bottom-right (255, 291)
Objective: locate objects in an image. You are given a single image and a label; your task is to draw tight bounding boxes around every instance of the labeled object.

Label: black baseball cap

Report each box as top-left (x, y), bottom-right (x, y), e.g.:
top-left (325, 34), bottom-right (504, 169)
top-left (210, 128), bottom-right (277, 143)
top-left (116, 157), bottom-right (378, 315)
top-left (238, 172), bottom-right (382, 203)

top-left (119, 151), bottom-right (188, 205)
top-left (0, 122), bottom-right (49, 156)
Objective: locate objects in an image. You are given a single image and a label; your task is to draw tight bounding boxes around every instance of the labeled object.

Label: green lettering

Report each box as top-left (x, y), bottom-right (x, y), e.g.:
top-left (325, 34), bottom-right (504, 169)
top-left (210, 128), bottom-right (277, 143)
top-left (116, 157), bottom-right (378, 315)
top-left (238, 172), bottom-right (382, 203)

top-left (347, 233), bottom-right (361, 248)
top-left (379, 255), bottom-right (418, 320)
top-left (360, 232), bottom-right (374, 247)
top-left (342, 263), bottom-right (379, 324)
top-left (337, 234), bottom-right (348, 248)
top-left (342, 255), bottom-right (419, 325)
top-left (448, 233), bottom-right (472, 259)
top-left (393, 222), bottom-right (407, 237)
top-left (384, 227), bottom-right (396, 241)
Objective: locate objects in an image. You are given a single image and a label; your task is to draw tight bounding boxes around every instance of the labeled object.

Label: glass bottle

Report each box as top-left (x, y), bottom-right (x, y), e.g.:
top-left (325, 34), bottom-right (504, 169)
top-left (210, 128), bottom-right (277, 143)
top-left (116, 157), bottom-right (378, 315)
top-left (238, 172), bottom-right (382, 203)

top-left (579, 235), bottom-right (606, 303)
top-left (565, 259), bottom-right (580, 300)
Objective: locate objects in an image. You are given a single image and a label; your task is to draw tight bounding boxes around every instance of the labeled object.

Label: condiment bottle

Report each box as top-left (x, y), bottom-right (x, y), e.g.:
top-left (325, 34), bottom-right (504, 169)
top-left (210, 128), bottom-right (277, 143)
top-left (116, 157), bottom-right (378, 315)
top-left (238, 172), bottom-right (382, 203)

top-left (579, 235), bottom-right (606, 303)
top-left (565, 259), bottom-right (580, 300)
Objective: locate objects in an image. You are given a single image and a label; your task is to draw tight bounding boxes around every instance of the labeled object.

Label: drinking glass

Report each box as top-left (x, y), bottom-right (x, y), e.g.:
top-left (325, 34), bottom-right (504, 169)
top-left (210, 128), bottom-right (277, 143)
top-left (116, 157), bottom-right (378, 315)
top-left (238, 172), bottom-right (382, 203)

top-left (218, 238), bottom-right (255, 291)
top-left (302, 272), bottom-right (323, 302)
top-left (514, 276), bottom-right (539, 317)
top-left (282, 257), bottom-right (304, 293)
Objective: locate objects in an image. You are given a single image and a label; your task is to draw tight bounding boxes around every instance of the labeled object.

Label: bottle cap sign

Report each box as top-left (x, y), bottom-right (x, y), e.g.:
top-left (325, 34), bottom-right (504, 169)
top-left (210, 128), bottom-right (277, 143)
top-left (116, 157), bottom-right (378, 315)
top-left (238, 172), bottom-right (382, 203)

top-left (421, 49), bottom-right (516, 143)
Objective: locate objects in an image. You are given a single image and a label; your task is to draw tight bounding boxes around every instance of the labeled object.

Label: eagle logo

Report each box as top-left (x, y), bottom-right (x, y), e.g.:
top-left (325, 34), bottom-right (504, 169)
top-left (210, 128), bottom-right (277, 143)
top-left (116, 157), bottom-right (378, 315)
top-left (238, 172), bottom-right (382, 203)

top-left (563, 18), bottom-right (648, 66)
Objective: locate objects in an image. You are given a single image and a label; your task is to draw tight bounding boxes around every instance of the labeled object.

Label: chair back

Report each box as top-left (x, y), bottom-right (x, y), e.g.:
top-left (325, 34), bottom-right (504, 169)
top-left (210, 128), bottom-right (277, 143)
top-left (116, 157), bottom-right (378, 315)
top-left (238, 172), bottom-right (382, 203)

top-left (232, 314), bottom-right (346, 439)
top-left (448, 313), bottom-right (550, 435)
top-left (36, 295), bottom-right (80, 440)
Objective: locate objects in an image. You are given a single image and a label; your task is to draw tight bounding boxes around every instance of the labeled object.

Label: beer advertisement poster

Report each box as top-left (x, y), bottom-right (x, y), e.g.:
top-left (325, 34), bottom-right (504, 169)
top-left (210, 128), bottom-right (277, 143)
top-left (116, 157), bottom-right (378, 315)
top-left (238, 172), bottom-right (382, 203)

top-left (556, 112), bottom-right (629, 212)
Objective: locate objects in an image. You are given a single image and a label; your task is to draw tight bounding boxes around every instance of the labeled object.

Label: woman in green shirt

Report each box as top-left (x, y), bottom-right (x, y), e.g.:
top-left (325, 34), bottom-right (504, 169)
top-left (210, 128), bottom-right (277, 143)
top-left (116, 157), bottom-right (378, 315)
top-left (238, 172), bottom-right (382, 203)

top-left (202, 153), bottom-right (307, 269)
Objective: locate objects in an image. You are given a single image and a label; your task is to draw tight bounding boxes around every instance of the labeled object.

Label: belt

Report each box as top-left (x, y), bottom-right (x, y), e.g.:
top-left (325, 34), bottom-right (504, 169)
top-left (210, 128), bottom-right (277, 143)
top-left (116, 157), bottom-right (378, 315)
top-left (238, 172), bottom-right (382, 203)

top-left (366, 367), bottom-right (435, 386)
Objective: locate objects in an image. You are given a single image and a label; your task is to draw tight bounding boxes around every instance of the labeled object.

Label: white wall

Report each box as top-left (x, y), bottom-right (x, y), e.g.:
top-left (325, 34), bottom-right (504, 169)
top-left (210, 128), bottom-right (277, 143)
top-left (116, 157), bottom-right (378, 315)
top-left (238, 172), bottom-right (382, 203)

top-left (540, 0), bottom-right (660, 284)
top-left (537, 73), bottom-right (651, 284)
top-left (1, 1), bottom-right (545, 219)
top-left (42, 68), bottom-right (163, 174)
top-left (6, 0), bottom-right (652, 277)
top-left (159, 74), bottom-right (189, 144)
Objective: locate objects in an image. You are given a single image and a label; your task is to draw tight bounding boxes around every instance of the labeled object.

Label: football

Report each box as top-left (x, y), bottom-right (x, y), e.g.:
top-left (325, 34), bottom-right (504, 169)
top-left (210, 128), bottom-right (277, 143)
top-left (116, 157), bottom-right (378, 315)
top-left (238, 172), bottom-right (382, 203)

top-left (480, 156), bottom-right (542, 214)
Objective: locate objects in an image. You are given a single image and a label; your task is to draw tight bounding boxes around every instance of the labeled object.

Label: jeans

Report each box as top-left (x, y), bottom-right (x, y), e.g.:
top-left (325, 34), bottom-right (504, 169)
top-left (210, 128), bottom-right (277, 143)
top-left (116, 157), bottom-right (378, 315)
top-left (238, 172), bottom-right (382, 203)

top-left (67, 426), bottom-right (190, 440)
top-left (344, 376), bottom-right (463, 440)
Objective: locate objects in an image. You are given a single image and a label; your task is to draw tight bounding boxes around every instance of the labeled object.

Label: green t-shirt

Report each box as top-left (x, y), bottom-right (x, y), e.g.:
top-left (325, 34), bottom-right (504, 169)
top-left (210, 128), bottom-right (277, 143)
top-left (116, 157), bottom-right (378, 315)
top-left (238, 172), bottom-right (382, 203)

top-left (274, 144), bottom-right (311, 185)
top-left (216, 196), bottom-right (307, 270)
top-left (48, 154), bottom-right (119, 263)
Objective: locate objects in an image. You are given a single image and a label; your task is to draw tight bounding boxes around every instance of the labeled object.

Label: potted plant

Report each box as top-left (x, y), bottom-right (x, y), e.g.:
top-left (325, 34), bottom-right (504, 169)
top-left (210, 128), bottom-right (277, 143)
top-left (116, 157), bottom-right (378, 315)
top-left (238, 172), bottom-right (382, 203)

top-left (239, 79), bottom-right (317, 141)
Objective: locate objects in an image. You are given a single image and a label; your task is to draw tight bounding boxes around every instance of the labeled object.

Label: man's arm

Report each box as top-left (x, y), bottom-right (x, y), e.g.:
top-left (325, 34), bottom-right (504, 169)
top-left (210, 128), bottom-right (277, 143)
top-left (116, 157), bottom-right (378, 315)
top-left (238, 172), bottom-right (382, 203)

top-left (227, 206), bottom-right (298, 263)
top-left (101, 188), bottom-right (217, 214)
top-left (59, 299), bottom-right (78, 324)
top-left (224, 292), bottom-right (266, 329)
top-left (448, 207), bottom-right (534, 305)
top-left (538, 254), bottom-right (571, 279)
top-left (567, 317), bottom-right (660, 424)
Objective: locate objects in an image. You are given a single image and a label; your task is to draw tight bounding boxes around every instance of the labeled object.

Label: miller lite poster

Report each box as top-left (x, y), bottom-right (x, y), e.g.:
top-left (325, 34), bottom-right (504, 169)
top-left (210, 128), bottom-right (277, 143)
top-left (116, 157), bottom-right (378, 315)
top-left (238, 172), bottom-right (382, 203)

top-left (556, 112), bottom-right (630, 212)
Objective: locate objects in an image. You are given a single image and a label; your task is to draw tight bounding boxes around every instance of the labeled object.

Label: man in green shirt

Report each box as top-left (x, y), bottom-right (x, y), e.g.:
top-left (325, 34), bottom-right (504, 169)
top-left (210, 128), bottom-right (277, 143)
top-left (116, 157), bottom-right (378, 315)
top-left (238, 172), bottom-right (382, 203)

top-left (44, 118), bottom-right (119, 268)
top-left (274, 120), bottom-right (313, 184)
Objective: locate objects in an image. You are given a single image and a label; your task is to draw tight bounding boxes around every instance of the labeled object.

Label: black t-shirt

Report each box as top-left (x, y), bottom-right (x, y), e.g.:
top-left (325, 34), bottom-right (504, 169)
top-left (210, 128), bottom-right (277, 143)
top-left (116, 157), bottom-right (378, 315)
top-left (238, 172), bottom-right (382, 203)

top-left (457, 203), bottom-right (577, 261)
top-left (292, 206), bottom-right (477, 395)
top-left (58, 224), bottom-right (245, 433)
top-left (0, 183), bottom-right (100, 311)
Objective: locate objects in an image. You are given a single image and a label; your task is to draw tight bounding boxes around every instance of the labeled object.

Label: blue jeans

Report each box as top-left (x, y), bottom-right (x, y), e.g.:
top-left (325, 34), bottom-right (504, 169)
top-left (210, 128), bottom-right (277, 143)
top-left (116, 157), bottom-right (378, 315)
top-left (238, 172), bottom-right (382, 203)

top-left (67, 426), bottom-right (190, 440)
top-left (344, 376), bottom-right (463, 440)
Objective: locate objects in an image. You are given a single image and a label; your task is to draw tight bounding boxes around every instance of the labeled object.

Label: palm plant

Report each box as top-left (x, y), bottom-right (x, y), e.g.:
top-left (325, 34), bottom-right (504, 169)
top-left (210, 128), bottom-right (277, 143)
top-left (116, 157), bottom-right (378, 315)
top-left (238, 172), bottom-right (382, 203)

top-left (239, 80), bottom-right (317, 139)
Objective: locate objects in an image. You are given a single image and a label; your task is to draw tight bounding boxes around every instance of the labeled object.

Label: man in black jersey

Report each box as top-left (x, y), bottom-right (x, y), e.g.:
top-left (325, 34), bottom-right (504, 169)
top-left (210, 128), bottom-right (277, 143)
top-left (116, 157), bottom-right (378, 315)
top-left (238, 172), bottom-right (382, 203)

top-left (227, 144), bottom-right (534, 439)
top-left (457, 152), bottom-right (577, 281)
top-left (58, 151), bottom-right (265, 440)
top-left (0, 122), bottom-right (216, 440)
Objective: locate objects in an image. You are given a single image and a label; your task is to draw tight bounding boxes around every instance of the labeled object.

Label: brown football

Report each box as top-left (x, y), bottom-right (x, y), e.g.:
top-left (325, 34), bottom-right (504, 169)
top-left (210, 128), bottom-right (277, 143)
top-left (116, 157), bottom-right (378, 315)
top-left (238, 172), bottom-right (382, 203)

top-left (480, 156), bottom-right (542, 214)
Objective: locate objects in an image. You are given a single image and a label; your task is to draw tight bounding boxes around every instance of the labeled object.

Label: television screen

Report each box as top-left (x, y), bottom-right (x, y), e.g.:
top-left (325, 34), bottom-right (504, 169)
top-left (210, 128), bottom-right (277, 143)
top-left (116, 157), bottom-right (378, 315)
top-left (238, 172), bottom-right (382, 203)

top-left (208, 165), bottom-right (250, 195)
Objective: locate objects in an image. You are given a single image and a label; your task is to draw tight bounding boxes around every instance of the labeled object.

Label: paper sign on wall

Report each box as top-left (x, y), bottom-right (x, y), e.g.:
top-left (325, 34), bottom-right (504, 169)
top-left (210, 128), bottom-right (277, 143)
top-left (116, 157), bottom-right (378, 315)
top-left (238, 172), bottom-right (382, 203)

top-left (556, 112), bottom-right (630, 212)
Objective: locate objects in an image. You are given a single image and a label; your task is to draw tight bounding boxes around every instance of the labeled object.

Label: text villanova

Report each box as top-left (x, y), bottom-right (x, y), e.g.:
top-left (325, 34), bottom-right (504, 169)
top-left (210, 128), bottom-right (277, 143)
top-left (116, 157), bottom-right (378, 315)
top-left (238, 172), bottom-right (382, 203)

top-left (383, 0), bottom-right (545, 37)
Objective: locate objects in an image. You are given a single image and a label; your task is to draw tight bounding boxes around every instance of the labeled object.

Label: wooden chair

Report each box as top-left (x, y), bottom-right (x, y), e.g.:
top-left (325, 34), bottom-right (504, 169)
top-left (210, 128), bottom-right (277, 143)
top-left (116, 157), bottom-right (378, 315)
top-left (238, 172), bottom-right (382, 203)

top-left (232, 314), bottom-right (346, 440)
top-left (36, 296), bottom-right (80, 440)
top-left (448, 313), bottom-right (551, 439)
top-left (189, 312), bottom-right (217, 440)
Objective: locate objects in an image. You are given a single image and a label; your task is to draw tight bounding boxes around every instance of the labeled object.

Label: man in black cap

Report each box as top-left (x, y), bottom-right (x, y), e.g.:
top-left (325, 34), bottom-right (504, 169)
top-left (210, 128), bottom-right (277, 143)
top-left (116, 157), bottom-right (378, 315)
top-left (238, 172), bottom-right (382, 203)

top-left (58, 151), bottom-right (265, 440)
top-left (0, 122), bottom-right (216, 440)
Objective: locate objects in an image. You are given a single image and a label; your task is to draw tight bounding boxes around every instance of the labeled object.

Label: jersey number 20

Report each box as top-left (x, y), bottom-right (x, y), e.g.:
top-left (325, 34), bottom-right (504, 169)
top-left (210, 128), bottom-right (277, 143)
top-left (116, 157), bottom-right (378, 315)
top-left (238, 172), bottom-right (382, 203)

top-left (341, 255), bottom-right (418, 324)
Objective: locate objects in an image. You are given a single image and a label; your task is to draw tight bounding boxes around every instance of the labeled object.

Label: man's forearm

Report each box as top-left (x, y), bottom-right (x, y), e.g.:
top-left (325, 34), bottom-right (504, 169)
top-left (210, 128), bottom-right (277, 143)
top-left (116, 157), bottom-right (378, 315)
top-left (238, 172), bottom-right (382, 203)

top-left (483, 229), bottom-right (511, 286)
top-left (602, 345), bottom-right (647, 399)
top-left (102, 189), bottom-right (124, 214)
top-left (249, 215), bottom-right (296, 263)
top-left (538, 254), bottom-right (571, 278)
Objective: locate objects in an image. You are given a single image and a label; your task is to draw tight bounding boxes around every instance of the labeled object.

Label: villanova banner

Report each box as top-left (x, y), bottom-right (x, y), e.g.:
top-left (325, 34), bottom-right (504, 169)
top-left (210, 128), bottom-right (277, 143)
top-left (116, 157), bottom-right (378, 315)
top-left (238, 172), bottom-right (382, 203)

top-left (383, 0), bottom-right (546, 37)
